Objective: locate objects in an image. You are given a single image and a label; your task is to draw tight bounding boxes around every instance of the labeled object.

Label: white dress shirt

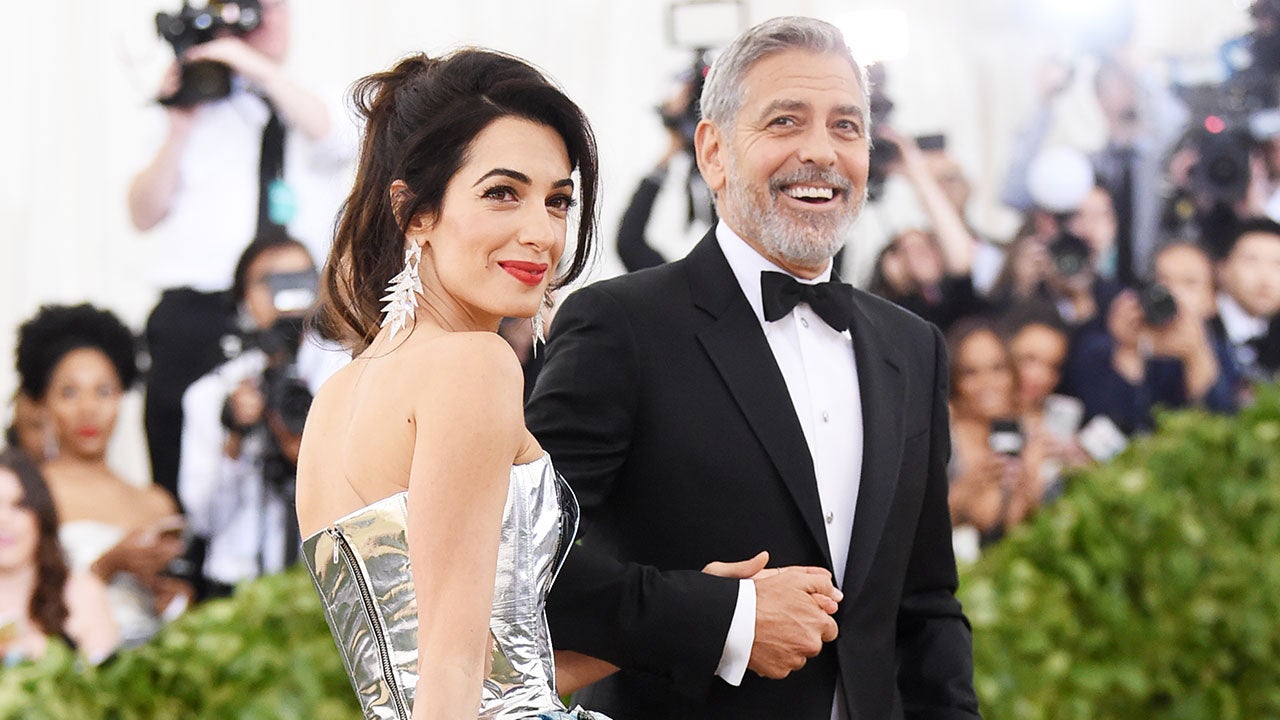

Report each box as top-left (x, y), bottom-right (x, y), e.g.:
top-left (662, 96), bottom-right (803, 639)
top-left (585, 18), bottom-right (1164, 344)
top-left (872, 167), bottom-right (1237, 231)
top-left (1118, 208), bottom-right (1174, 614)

top-left (178, 335), bottom-right (349, 585)
top-left (136, 82), bottom-right (355, 291)
top-left (713, 222), bottom-right (863, 718)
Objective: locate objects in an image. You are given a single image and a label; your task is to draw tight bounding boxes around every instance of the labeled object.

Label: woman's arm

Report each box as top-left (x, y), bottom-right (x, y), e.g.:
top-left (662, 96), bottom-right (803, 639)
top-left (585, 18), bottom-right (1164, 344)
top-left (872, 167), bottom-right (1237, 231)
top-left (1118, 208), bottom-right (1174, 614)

top-left (406, 333), bottom-right (527, 720)
top-left (62, 571), bottom-right (120, 663)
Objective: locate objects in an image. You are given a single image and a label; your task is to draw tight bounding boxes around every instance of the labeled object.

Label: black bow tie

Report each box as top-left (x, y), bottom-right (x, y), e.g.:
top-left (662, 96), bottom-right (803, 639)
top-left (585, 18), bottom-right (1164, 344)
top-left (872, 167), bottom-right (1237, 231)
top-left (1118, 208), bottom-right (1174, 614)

top-left (760, 271), bottom-right (856, 332)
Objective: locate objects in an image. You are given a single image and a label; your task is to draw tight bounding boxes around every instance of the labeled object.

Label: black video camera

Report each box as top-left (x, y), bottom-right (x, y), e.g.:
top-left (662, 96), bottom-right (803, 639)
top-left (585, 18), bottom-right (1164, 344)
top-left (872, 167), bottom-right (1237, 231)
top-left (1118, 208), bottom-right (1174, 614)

top-left (658, 51), bottom-right (710, 154)
top-left (155, 0), bottom-right (263, 107)
top-left (1137, 282), bottom-right (1178, 328)
top-left (257, 269), bottom-right (318, 437)
top-left (220, 268), bottom-right (317, 442)
top-left (1047, 231), bottom-right (1093, 279)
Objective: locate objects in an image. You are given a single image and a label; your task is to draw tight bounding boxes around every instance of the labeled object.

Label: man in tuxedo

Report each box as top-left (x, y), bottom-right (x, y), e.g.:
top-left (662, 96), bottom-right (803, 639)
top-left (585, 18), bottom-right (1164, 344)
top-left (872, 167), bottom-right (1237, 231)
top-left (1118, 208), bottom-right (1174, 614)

top-left (528, 16), bottom-right (979, 720)
top-left (1211, 218), bottom-right (1280, 389)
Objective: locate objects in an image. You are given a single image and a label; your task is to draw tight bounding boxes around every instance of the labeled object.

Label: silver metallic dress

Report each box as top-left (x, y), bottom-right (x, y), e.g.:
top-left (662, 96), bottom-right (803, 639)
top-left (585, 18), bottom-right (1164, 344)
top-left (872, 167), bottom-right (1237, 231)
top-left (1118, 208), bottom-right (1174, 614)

top-left (301, 454), bottom-right (606, 720)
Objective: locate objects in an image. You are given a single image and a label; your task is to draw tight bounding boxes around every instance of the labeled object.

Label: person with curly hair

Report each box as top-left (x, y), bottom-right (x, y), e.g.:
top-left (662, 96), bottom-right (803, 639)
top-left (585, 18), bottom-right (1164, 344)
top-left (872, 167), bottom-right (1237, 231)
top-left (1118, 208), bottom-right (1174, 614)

top-left (0, 449), bottom-right (117, 664)
top-left (16, 304), bottom-right (190, 648)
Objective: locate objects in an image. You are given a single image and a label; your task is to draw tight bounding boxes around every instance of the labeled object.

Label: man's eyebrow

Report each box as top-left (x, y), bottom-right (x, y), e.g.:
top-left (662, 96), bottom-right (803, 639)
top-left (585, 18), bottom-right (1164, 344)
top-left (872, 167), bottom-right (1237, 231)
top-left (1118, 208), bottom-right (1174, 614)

top-left (756, 99), bottom-right (809, 121)
top-left (833, 104), bottom-right (865, 120)
top-left (473, 168), bottom-right (531, 186)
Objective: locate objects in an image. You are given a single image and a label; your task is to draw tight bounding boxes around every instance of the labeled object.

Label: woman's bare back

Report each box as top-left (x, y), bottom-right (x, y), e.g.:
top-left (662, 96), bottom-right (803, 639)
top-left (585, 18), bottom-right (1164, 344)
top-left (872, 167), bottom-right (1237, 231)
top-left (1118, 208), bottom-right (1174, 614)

top-left (295, 332), bottom-right (540, 539)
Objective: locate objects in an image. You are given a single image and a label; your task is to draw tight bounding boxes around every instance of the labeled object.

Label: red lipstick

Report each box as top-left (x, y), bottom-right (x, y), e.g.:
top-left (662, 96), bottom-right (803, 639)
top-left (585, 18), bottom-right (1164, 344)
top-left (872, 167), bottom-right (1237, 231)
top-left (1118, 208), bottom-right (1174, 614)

top-left (498, 261), bottom-right (548, 286)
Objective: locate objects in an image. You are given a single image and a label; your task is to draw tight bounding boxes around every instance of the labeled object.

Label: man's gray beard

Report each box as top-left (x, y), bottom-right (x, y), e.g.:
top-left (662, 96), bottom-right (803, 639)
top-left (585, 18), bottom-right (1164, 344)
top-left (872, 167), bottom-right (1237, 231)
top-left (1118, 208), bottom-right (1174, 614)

top-left (724, 162), bottom-right (864, 268)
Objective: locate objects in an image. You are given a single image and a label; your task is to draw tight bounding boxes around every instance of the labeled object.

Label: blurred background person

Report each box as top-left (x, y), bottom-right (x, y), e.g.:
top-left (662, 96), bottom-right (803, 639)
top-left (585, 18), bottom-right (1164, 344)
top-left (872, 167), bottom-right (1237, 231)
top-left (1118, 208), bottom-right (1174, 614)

top-left (1001, 307), bottom-right (1092, 495)
top-left (615, 56), bottom-right (716, 272)
top-left (0, 449), bottom-right (117, 665)
top-left (1060, 285), bottom-right (1215, 435)
top-left (178, 233), bottom-right (346, 600)
top-left (15, 304), bottom-right (190, 648)
top-left (1211, 217), bottom-right (1280, 388)
top-left (4, 392), bottom-right (54, 466)
top-left (1153, 241), bottom-right (1240, 412)
top-left (946, 321), bottom-right (1048, 547)
top-left (868, 129), bottom-right (987, 332)
top-left (1002, 53), bottom-right (1188, 285)
top-left (127, 0), bottom-right (354, 501)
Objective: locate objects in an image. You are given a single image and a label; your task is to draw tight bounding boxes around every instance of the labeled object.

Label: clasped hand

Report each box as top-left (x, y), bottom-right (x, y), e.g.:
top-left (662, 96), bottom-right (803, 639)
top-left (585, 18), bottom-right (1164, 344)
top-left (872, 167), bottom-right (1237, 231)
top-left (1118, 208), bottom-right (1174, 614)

top-left (703, 550), bottom-right (842, 679)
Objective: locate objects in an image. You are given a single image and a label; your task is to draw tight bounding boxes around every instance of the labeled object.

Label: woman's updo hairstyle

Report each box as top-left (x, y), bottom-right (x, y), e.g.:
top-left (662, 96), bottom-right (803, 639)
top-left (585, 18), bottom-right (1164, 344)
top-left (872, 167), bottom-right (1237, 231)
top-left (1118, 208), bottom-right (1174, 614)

top-left (319, 49), bottom-right (600, 352)
top-left (15, 304), bottom-right (139, 401)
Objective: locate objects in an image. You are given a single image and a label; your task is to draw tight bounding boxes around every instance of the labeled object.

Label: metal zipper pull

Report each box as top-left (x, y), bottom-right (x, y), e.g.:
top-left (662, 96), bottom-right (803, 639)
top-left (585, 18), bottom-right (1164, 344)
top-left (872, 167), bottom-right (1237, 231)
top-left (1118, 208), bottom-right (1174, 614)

top-left (327, 526), bottom-right (341, 564)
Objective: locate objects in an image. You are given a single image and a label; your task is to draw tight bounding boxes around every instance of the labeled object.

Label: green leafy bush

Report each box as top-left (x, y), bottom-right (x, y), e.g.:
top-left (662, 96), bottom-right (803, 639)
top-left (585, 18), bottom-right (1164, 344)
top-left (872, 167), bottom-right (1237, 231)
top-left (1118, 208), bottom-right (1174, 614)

top-left (961, 385), bottom-right (1280, 719)
top-left (0, 567), bottom-right (359, 719)
top-left (5, 389), bottom-right (1280, 718)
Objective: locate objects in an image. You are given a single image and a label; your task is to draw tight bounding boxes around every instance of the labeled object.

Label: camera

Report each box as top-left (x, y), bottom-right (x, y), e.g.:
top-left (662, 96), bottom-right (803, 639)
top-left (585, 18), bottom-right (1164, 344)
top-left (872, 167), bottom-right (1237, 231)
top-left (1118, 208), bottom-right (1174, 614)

top-left (155, 0), bottom-right (263, 107)
top-left (988, 419), bottom-right (1025, 457)
top-left (1137, 282), bottom-right (1178, 328)
top-left (658, 51), bottom-right (710, 154)
top-left (1047, 231), bottom-right (1092, 279)
top-left (220, 268), bottom-right (317, 439)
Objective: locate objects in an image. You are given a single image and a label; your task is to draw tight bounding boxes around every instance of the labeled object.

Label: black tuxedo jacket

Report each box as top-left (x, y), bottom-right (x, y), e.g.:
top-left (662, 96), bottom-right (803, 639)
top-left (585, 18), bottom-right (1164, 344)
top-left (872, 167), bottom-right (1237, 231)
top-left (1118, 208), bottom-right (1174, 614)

top-left (528, 232), bottom-right (979, 720)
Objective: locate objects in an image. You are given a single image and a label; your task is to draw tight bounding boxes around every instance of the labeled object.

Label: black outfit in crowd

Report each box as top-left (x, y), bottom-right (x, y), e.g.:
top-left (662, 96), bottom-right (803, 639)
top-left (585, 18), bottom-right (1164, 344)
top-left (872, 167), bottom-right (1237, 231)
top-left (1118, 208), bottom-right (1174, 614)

top-left (529, 232), bottom-right (978, 720)
top-left (143, 102), bottom-right (286, 498)
top-left (887, 275), bottom-right (988, 334)
top-left (615, 163), bottom-right (715, 272)
top-left (143, 289), bottom-right (237, 497)
top-left (1060, 328), bottom-right (1188, 435)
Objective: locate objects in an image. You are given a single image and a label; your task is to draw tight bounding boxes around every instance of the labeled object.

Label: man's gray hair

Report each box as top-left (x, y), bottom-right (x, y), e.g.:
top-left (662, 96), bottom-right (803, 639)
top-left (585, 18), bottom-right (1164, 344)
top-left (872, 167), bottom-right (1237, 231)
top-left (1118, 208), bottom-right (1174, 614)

top-left (700, 16), bottom-right (869, 130)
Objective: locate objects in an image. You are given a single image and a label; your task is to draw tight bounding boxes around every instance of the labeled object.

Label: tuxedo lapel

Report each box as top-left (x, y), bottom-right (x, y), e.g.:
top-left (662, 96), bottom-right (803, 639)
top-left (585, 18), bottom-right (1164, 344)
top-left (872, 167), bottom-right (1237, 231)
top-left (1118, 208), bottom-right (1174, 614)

top-left (840, 294), bottom-right (906, 600)
top-left (685, 235), bottom-right (834, 570)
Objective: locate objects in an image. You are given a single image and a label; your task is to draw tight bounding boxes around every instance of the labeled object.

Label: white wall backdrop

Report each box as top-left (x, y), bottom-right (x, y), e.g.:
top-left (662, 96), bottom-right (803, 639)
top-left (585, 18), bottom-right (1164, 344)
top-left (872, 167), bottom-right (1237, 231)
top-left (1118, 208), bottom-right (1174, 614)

top-left (0, 0), bottom-right (1252, 483)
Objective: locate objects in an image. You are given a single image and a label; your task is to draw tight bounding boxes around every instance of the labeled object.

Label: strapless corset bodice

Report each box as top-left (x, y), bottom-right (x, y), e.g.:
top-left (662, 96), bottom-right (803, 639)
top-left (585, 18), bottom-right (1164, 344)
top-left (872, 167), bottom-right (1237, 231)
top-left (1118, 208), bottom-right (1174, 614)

top-left (301, 454), bottom-right (579, 720)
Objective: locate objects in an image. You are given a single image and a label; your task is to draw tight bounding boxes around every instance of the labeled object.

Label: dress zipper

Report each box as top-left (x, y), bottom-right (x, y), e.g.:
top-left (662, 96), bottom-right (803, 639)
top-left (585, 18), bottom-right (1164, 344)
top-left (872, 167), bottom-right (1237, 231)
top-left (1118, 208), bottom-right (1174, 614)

top-left (327, 526), bottom-right (411, 720)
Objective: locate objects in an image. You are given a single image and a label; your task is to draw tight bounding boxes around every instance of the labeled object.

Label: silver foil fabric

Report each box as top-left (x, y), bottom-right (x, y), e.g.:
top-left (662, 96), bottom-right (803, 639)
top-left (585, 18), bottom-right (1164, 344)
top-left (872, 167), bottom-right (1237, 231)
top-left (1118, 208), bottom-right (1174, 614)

top-left (301, 453), bottom-right (585, 720)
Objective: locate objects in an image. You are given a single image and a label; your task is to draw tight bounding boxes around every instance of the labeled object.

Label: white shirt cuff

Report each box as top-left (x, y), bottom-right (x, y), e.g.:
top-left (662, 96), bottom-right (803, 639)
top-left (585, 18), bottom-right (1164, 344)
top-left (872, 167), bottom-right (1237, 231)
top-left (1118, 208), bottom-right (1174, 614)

top-left (714, 578), bottom-right (756, 686)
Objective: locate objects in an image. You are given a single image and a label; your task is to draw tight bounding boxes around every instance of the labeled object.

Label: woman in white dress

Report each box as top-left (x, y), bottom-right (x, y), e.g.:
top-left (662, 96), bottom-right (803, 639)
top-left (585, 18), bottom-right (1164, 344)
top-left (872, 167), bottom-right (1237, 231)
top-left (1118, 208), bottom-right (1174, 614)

top-left (16, 304), bottom-right (190, 648)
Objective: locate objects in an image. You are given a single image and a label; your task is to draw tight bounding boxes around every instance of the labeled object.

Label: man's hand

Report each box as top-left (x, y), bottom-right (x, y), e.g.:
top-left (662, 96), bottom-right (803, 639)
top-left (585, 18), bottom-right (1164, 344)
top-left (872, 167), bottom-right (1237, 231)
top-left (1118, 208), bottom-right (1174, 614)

top-left (702, 550), bottom-right (843, 679)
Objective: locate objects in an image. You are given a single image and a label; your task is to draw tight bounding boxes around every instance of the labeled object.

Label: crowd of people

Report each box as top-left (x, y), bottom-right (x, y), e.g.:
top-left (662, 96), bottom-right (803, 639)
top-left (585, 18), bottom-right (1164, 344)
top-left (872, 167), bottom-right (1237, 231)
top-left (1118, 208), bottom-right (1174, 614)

top-left (1, 6), bottom-right (1278, 709)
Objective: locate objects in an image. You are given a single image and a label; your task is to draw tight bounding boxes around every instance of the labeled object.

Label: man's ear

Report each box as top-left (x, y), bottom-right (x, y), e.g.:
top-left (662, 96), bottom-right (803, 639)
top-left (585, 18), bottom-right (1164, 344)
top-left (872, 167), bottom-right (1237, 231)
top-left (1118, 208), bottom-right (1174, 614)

top-left (694, 119), bottom-right (727, 197)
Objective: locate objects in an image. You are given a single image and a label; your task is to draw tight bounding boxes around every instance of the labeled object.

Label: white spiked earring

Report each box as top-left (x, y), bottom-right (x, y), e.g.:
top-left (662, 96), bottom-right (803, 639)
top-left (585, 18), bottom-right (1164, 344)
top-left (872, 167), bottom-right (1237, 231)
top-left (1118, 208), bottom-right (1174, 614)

top-left (531, 292), bottom-right (551, 356)
top-left (380, 241), bottom-right (423, 341)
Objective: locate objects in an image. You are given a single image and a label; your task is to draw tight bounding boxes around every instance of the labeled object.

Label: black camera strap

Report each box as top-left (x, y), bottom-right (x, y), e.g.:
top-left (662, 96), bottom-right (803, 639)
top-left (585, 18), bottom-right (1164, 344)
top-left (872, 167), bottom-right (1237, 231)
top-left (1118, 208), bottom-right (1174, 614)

top-left (256, 98), bottom-right (287, 238)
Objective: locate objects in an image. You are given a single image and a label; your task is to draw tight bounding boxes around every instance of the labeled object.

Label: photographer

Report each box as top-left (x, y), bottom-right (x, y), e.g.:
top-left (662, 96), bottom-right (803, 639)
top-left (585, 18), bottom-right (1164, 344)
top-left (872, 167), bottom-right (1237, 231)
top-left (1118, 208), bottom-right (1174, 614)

top-left (1002, 54), bottom-right (1189, 285)
top-left (1060, 281), bottom-right (1214, 435)
top-left (869, 128), bottom-right (986, 332)
top-left (615, 60), bottom-right (716, 271)
top-left (129, 0), bottom-right (353, 500)
top-left (177, 235), bottom-right (346, 599)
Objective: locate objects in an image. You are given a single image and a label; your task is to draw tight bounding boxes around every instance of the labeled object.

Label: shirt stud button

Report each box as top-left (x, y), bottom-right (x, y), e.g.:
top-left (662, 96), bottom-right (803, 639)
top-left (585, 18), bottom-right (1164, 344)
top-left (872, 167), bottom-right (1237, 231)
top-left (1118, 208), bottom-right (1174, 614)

top-left (825, 511), bottom-right (835, 524)
top-left (822, 411), bottom-right (830, 422)
top-left (800, 317), bottom-right (810, 328)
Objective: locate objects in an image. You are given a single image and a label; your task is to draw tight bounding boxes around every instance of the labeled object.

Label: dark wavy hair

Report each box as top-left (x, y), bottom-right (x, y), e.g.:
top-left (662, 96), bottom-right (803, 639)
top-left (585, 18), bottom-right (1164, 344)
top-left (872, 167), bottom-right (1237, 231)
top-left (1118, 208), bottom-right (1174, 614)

top-left (318, 49), bottom-right (601, 352)
top-left (15, 304), bottom-right (139, 401)
top-left (0, 449), bottom-right (69, 639)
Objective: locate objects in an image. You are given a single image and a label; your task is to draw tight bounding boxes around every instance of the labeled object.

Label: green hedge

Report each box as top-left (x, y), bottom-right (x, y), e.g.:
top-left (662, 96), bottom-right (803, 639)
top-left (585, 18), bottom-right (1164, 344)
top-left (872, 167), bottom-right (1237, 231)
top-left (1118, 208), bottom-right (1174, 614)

top-left (0, 569), bottom-right (359, 719)
top-left (4, 387), bottom-right (1280, 718)
top-left (960, 385), bottom-right (1280, 719)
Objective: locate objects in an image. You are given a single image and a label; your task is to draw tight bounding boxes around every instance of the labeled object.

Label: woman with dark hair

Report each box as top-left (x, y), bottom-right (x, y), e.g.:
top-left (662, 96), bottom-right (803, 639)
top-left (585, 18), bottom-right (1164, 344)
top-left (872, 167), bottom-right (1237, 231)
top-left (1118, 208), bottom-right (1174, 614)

top-left (944, 321), bottom-right (1047, 547)
top-left (0, 449), bottom-right (117, 664)
top-left (15, 304), bottom-right (190, 649)
top-left (294, 50), bottom-right (613, 718)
